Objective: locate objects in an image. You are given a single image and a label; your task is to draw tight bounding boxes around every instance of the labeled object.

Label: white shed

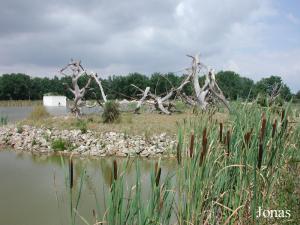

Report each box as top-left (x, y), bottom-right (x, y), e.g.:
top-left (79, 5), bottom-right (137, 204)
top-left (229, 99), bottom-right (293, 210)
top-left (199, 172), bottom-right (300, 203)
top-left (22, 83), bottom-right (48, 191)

top-left (43, 96), bottom-right (67, 107)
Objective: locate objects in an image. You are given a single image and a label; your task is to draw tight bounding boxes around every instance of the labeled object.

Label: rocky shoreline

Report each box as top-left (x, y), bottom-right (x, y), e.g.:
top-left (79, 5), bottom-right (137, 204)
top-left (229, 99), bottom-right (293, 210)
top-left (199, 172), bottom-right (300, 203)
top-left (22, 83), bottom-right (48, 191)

top-left (0, 125), bottom-right (177, 157)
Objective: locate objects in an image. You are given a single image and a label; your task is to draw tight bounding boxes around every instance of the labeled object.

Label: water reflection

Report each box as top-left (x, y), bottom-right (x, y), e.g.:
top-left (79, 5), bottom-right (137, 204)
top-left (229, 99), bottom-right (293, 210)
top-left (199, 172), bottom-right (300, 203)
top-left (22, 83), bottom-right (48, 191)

top-left (0, 150), bottom-right (176, 225)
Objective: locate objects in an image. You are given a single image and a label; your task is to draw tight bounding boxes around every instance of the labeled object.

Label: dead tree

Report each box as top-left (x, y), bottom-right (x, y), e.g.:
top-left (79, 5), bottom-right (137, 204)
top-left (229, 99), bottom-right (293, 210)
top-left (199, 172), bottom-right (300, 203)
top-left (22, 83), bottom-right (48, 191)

top-left (268, 82), bottom-right (282, 106)
top-left (60, 60), bottom-right (108, 116)
top-left (132, 54), bottom-right (230, 114)
top-left (187, 54), bottom-right (229, 110)
top-left (131, 84), bottom-right (175, 114)
top-left (59, 60), bottom-right (95, 117)
top-left (90, 72), bottom-right (107, 103)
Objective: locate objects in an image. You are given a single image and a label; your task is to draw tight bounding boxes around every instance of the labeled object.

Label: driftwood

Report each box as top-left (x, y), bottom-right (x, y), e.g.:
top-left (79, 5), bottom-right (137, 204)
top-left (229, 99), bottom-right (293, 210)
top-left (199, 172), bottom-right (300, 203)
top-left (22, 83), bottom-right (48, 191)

top-left (132, 54), bottom-right (230, 114)
top-left (60, 60), bottom-right (107, 117)
top-left (60, 60), bottom-right (92, 117)
top-left (187, 54), bottom-right (229, 110)
top-left (131, 84), bottom-right (174, 114)
top-left (90, 72), bottom-right (107, 103)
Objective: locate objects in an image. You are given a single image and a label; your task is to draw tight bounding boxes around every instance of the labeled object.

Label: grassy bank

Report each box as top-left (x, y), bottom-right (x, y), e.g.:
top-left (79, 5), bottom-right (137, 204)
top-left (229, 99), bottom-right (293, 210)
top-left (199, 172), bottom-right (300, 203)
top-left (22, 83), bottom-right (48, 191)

top-left (59, 102), bottom-right (299, 225)
top-left (20, 107), bottom-right (227, 136)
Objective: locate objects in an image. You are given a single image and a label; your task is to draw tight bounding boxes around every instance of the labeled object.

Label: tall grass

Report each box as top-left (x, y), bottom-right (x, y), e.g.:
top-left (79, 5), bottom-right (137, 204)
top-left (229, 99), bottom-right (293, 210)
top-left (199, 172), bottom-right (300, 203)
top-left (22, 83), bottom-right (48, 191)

top-left (28, 105), bottom-right (50, 120)
top-left (60, 103), bottom-right (299, 225)
top-left (172, 102), bottom-right (297, 224)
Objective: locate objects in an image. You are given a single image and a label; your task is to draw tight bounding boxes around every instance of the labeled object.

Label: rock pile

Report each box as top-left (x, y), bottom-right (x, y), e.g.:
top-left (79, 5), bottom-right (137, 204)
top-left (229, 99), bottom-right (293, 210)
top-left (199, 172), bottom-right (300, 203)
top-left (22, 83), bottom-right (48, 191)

top-left (0, 125), bottom-right (176, 157)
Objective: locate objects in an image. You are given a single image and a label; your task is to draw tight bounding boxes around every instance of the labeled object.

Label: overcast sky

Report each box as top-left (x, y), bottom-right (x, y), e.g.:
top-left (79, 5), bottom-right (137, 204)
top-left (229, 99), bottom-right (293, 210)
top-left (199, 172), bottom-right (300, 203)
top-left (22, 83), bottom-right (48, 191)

top-left (0, 0), bottom-right (299, 92)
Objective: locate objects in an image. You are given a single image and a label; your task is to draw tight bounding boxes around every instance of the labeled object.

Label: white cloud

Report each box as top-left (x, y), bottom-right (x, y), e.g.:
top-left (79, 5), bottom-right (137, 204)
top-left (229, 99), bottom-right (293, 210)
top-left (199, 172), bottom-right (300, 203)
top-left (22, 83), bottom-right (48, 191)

top-left (0, 0), bottom-right (299, 91)
top-left (220, 49), bottom-right (300, 92)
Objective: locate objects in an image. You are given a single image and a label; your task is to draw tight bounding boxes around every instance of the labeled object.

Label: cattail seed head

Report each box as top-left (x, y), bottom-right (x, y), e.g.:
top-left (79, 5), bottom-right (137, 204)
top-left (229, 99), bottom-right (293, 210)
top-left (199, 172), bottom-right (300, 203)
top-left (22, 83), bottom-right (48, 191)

top-left (281, 109), bottom-right (285, 122)
top-left (113, 160), bottom-right (118, 180)
top-left (200, 127), bottom-right (208, 166)
top-left (189, 133), bottom-right (194, 158)
top-left (219, 123), bottom-right (223, 143)
top-left (155, 167), bottom-right (161, 186)
top-left (176, 142), bottom-right (181, 165)
top-left (226, 130), bottom-right (230, 156)
top-left (258, 143), bottom-right (263, 169)
top-left (155, 162), bottom-right (158, 176)
top-left (244, 130), bottom-right (252, 148)
top-left (69, 157), bottom-right (73, 189)
top-left (260, 113), bottom-right (267, 143)
top-left (272, 119), bottom-right (277, 138)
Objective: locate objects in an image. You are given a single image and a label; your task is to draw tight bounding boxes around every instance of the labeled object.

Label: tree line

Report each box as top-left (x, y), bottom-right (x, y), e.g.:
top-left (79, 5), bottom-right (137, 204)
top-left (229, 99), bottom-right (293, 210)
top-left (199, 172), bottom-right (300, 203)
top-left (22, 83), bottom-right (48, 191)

top-left (0, 71), bottom-right (296, 101)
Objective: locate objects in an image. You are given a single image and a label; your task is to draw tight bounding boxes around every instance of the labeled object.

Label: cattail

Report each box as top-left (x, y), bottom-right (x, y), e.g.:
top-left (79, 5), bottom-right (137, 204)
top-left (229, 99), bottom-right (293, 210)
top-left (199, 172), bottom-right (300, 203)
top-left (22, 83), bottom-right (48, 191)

top-left (176, 142), bottom-right (181, 165)
top-left (155, 167), bottom-right (161, 186)
top-left (281, 109), bottom-right (285, 122)
top-left (281, 118), bottom-right (288, 133)
top-left (260, 113), bottom-right (267, 143)
top-left (223, 135), bottom-right (227, 145)
top-left (159, 193), bottom-right (164, 210)
top-left (154, 161), bottom-right (158, 176)
top-left (258, 143), bottom-right (263, 169)
top-left (69, 157), bottom-right (73, 189)
top-left (200, 127), bottom-right (207, 166)
top-left (219, 123), bottom-right (223, 143)
top-left (244, 130), bottom-right (252, 148)
top-left (226, 130), bottom-right (230, 156)
top-left (203, 127), bottom-right (207, 140)
top-left (113, 160), bottom-right (118, 180)
top-left (189, 133), bottom-right (194, 158)
top-left (272, 119), bottom-right (277, 138)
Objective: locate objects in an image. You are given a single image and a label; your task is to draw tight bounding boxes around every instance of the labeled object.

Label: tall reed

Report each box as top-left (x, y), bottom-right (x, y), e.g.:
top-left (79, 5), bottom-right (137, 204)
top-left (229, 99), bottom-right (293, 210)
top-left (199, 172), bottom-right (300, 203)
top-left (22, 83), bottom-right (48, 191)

top-left (59, 102), bottom-right (298, 225)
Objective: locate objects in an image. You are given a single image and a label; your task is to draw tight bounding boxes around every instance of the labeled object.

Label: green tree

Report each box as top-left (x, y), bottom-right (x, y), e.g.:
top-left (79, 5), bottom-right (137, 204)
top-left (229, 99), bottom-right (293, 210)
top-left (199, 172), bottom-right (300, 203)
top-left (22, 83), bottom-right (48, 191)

top-left (296, 90), bottom-right (300, 100)
top-left (0, 73), bottom-right (31, 100)
top-left (254, 76), bottom-right (292, 101)
top-left (216, 71), bottom-right (254, 100)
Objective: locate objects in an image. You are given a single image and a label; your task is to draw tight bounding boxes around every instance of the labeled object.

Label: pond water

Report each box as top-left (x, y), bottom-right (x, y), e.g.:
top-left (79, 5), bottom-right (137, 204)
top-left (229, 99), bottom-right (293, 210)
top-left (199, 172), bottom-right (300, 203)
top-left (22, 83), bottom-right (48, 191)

top-left (0, 150), bottom-right (176, 225)
top-left (0, 103), bottom-right (135, 123)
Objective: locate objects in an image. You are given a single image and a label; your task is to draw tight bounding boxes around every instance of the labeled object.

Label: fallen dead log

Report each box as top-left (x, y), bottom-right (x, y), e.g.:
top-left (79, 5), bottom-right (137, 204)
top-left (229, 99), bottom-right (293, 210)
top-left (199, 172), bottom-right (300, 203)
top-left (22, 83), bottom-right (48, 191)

top-left (131, 54), bottom-right (230, 114)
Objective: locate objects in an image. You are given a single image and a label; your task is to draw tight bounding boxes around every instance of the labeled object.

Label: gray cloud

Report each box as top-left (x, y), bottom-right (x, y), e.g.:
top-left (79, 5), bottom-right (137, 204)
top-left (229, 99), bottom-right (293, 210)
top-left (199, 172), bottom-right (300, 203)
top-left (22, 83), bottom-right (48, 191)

top-left (0, 0), bottom-right (299, 91)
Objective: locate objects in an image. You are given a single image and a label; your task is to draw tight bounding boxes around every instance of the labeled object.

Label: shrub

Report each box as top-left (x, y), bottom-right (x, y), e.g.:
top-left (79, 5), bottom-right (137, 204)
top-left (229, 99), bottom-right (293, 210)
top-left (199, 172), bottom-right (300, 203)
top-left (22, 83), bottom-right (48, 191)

top-left (51, 138), bottom-right (70, 151)
top-left (32, 139), bottom-right (37, 146)
top-left (102, 101), bottom-right (120, 123)
top-left (16, 125), bottom-right (23, 133)
top-left (75, 119), bottom-right (87, 134)
top-left (28, 105), bottom-right (50, 120)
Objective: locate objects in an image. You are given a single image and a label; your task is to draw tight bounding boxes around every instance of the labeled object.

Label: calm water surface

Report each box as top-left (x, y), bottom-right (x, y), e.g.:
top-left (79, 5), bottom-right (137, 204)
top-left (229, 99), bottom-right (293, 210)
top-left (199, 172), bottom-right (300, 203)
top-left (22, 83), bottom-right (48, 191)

top-left (0, 150), bottom-right (176, 225)
top-left (0, 103), bottom-right (134, 123)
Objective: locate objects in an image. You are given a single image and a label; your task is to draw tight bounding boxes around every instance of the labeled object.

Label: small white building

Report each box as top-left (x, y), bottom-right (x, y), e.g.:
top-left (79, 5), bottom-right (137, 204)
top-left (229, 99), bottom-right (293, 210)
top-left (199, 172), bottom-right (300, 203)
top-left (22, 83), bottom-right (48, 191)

top-left (43, 95), bottom-right (67, 107)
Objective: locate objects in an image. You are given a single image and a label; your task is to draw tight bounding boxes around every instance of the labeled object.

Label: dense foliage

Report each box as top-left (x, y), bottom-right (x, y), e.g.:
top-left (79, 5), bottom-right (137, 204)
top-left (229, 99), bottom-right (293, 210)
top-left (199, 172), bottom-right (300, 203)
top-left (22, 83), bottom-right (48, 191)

top-left (0, 71), bottom-right (295, 101)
